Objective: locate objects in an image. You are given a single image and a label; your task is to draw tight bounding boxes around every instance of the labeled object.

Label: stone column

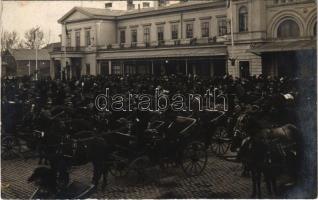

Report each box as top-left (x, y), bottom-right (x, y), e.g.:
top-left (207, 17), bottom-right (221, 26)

top-left (185, 59), bottom-right (188, 75)
top-left (108, 60), bottom-right (112, 75)
top-left (50, 59), bottom-right (55, 79)
top-left (210, 61), bottom-right (214, 77)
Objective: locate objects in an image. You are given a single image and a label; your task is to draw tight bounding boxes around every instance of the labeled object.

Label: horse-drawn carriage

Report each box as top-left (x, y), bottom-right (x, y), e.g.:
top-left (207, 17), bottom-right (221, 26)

top-left (1, 98), bottom-right (41, 160)
top-left (106, 115), bottom-right (208, 179)
top-left (105, 106), bottom-right (239, 179)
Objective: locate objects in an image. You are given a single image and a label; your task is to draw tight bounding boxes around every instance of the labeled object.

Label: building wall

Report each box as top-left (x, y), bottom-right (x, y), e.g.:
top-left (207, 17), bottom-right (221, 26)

top-left (265, 0), bottom-right (317, 39)
top-left (116, 7), bottom-right (226, 44)
top-left (56, 0), bottom-right (317, 79)
top-left (16, 60), bottom-right (50, 77)
top-left (227, 44), bottom-right (262, 77)
top-left (81, 53), bottom-right (97, 75)
top-left (97, 20), bottom-right (117, 46)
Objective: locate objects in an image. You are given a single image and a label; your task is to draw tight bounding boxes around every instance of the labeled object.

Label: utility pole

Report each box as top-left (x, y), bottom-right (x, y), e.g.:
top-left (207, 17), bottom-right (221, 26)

top-left (64, 22), bottom-right (68, 80)
top-left (230, 1), bottom-right (234, 48)
top-left (33, 26), bottom-right (40, 81)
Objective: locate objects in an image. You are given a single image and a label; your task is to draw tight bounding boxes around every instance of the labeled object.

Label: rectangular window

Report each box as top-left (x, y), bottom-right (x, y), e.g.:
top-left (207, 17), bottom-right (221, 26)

top-left (120, 30), bottom-right (126, 44)
top-left (143, 2), bottom-right (150, 8)
top-left (201, 21), bottom-right (210, 38)
top-left (159, 0), bottom-right (166, 6)
top-left (86, 64), bottom-right (90, 75)
top-left (75, 31), bottom-right (80, 47)
top-left (131, 29), bottom-right (137, 43)
top-left (171, 24), bottom-right (178, 40)
top-left (157, 26), bottom-right (164, 42)
top-left (186, 23), bottom-right (193, 38)
top-left (85, 30), bottom-right (91, 46)
top-left (105, 3), bottom-right (112, 8)
top-left (112, 65), bottom-right (121, 75)
top-left (218, 18), bottom-right (227, 36)
top-left (143, 27), bottom-right (150, 44)
top-left (66, 32), bottom-right (71, 47)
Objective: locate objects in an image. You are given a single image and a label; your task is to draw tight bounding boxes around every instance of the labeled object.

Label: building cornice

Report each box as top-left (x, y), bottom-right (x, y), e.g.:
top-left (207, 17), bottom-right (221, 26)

top-left (59, 1), bottom-right (227, 24)
top-left (183, 18), bottom-right (195, 22)
top-left (117, 1), bottom-right (226, 20)
top-left (63, 18), bottom-right (114, 24)
top-left (169, 20), bottom-right (180, 24)
top-left (199, 16), bottom-right (212, 20)
top-left (142, 23), bottom-right (152, 27)
top-left (155, 22), bottom-right (166, 25)
top-left (96, 44), bottom-right (227, 54)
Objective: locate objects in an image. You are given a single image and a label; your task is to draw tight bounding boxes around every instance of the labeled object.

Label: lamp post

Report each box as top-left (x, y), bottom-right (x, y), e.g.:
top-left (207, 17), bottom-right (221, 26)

top-left (33, 26), bottom-right (40, 80)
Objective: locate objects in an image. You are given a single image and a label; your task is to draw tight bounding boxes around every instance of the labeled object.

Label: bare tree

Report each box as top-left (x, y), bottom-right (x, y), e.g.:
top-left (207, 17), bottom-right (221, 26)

top-left (1, 30), bottom-right (21, 52)
top-left (44, 29), bottom-right (52, 46)
top-left (23, 27), bottom-right (45, 49)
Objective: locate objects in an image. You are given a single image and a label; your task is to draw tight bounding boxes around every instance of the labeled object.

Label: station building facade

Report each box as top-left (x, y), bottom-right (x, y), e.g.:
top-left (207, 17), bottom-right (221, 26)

top-left (49, 0), bottom-right (317, 79)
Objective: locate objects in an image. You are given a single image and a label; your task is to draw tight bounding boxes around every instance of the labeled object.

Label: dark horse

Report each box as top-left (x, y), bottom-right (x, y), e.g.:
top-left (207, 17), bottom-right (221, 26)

top-left (32, 110), bottom-right (111, 193)
top-left (231, 113), bottom-right (302, 198)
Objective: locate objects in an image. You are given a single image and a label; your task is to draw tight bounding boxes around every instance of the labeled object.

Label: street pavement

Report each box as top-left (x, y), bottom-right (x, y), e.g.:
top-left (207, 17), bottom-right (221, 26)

top-left (1, 151), bottom-right (276, 199)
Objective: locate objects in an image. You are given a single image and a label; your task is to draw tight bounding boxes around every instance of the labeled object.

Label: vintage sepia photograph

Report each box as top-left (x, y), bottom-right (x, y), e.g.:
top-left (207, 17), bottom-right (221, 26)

top-left (0, 0), bottom-right (317, 199)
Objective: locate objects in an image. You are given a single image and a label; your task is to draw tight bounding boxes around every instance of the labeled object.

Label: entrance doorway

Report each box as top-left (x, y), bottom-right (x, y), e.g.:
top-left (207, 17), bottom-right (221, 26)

top-left (54, 60), bottom-right (61, 79)
top-left (239, 61), bottom-right (250, 78)
top-left (262, 50), bottom-right (316, 78)
top-left (71, 58), bottom-right (82, 79)
top-left (100, 61), bottom-right (109, 75)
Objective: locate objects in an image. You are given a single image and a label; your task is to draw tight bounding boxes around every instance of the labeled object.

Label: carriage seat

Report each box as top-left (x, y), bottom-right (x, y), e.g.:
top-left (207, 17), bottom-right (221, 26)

top-left (72, 130), bottom-right (96, 140)
top-left (105, 131), bottom-right (137, 151)
top-left (166, 117), bottom-right (196, 137)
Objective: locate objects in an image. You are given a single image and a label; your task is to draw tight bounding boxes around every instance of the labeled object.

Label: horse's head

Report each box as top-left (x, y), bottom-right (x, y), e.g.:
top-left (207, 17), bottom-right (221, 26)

top-left (32, 130), bottom-right (46, 140)
top-left (237, 136), bottom-right (252, 161)
top-left (230, 114), bottom-right (250, 152)
top-left (230, 129), bottom-right (247, 152)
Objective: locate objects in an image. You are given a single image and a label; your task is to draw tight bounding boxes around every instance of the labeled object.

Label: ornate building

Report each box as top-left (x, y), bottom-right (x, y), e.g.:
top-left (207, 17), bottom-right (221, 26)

top-left (49, 0), bottom-right (317, 79)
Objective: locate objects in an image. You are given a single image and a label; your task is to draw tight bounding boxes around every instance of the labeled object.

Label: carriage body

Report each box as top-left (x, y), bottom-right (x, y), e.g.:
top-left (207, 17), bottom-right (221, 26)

top-left (194, 109), bottom-right (233, 155)
top-left (1, 99), bottom-right (41, 160)
top-left (107, 116), bottom-right (208, 178)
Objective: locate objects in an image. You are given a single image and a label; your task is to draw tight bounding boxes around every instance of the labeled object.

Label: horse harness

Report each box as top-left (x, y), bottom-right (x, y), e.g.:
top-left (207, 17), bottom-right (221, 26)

top-left (57, 136), bottom-right (93, 159)
top-left (261, 127), bottom-right (296, 162)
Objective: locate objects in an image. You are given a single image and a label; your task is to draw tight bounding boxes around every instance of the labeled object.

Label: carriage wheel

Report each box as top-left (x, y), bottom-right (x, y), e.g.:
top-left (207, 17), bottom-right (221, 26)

top-left (109, 160), bottom-right (128, 177)
top-left (181, 141), bottom-right (207, 176)
top-left (1, 136), bottom-right (21, 160)
top-left (129, 156), bottom-right (151, 182)
top-left (211, 126), bottom-right (230, 155)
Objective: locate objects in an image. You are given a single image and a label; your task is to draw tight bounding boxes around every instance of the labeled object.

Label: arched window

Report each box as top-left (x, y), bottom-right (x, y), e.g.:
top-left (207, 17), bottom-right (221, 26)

top-left (239, 6), bottom-right (248, 32)
top-left (314, 22), bottom-right (317, 36)
top-left (277, 19), bottom-right (300, 38)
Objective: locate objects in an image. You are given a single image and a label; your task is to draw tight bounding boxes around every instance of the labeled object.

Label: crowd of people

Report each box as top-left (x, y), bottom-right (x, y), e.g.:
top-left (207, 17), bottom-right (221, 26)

top-left (1, 73), bottom-right (316, 198)
top-left (1, 74), bottom-right (316, 124)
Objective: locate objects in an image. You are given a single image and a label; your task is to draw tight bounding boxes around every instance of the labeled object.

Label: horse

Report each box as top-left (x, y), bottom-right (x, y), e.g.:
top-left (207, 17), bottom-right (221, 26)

top-left (231, 113), bottom-right (302, 198)
top-left (237, 136), bottom-right (281, 198)
top-left (28, 167), bottom-right (57, 197)
top-left (34, 111), bottom-right (111, 191)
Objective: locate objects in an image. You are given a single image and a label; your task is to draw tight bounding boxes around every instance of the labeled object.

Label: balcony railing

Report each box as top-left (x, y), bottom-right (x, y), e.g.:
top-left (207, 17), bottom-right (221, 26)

top-left (268, 0), bottom-right (314, 6)
top-left (97, 37), bottom-right (224, 51)
top-left (64, 46), bottom-right (86, 51)
top-left (52, 46), bottom-right (61, 52)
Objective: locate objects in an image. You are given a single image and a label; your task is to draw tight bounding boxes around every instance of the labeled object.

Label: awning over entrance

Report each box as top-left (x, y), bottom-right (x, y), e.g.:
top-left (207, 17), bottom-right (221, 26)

top-left (248, 40), bottom-right (316, 54)
top-left (97, 46), bottom-right (227, 60)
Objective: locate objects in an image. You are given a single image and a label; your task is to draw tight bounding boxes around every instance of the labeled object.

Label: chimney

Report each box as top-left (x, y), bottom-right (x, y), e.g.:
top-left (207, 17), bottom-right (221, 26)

top-left (153, 0), bottom-right (159, 8)
top-left (127, 0), bottom-right (135, 10)
top-left (105, 2), bottom-right (112, 9)
top-left (158, 0), bottom-right (167, 7)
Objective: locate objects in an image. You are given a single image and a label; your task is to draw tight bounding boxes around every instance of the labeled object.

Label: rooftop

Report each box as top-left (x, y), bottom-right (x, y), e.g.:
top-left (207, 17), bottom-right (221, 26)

top-left (58, 0), bottom-right (225, 23)
top-left (10, 49), bottom-right (50, 61)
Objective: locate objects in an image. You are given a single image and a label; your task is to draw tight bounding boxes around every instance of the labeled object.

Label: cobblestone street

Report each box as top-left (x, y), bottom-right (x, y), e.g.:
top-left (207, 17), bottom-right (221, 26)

top-left (1, 152), bottom-right (273, 199)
